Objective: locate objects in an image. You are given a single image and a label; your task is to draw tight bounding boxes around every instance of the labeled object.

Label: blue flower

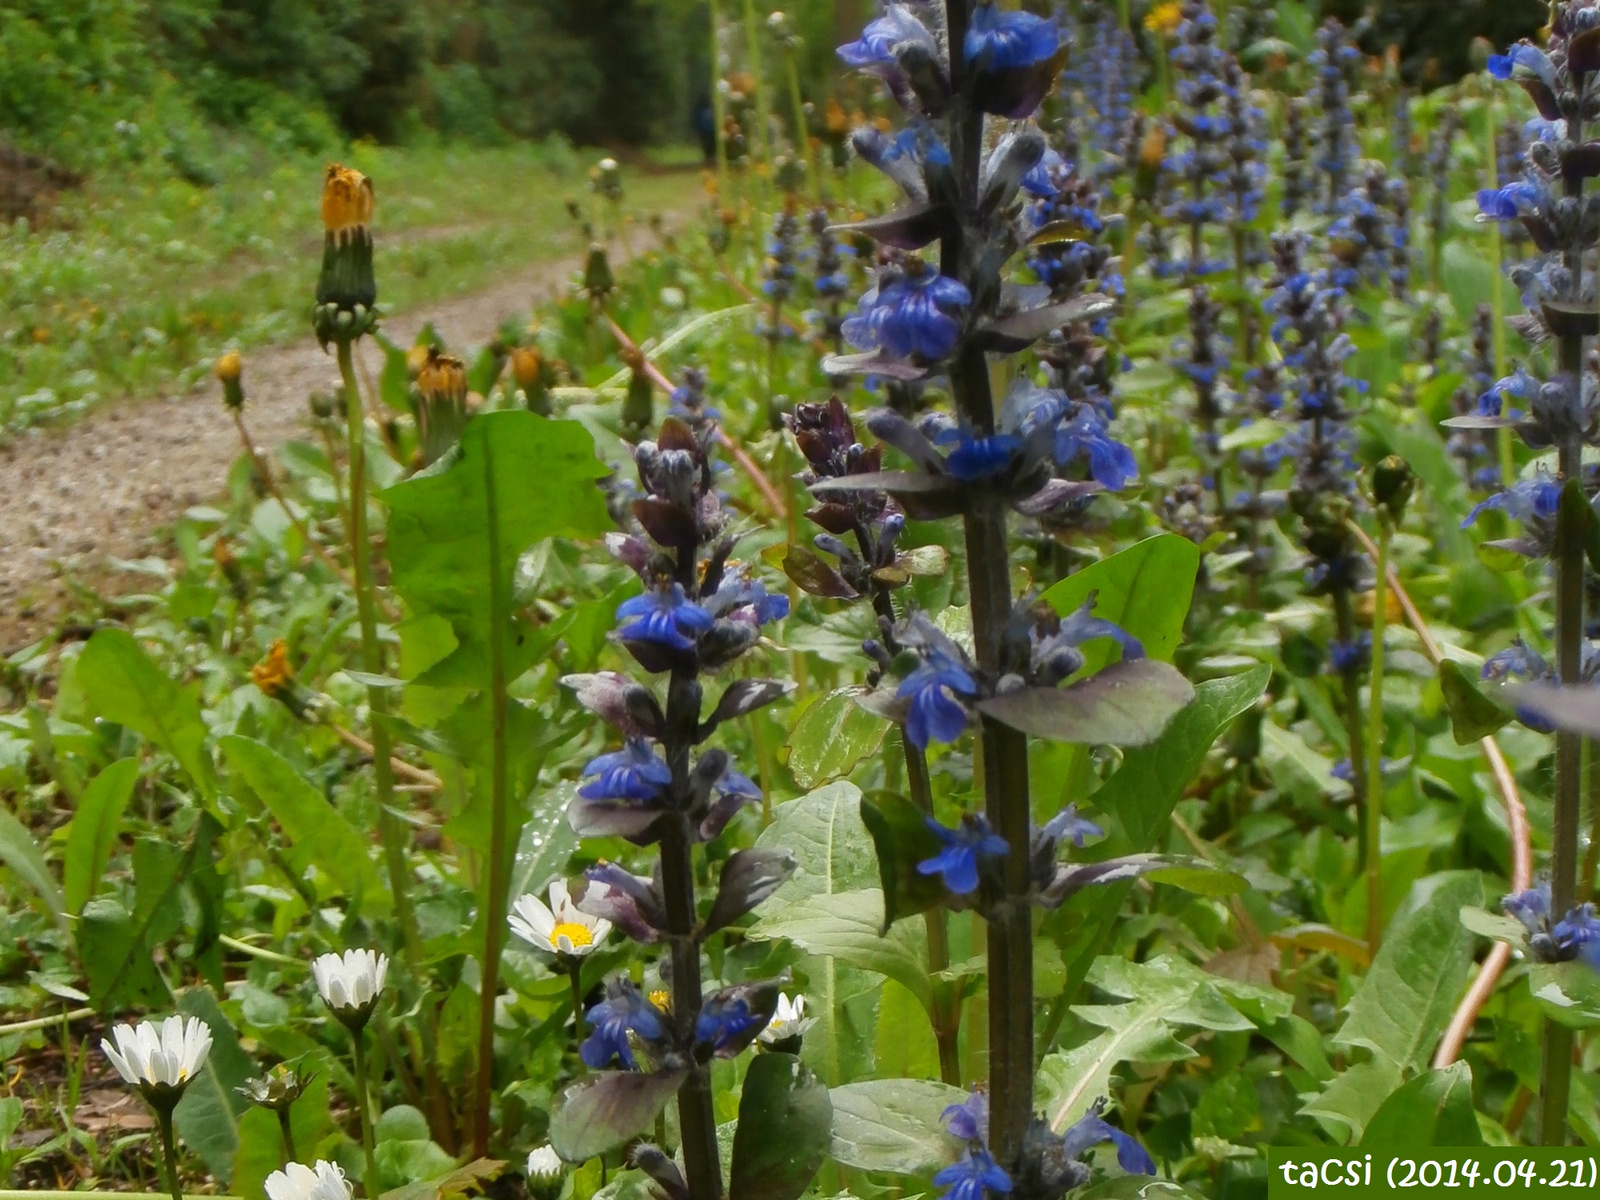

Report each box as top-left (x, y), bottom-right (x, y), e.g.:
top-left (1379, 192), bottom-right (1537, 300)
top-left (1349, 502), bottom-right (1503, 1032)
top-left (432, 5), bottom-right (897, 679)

top-left (580, 739), bottom-right (672, 802)
top-left (694, 994), bottom-right (767, 1053)
top-left (843, 270), bottom-right (972, 361)
top-left (1551, 905), bottom-right (1600, 969)
top-left (1329, 634), bottom-right (1371, 673)
top-left (1487, 43), bottom-right (1558, 90)
top-left (617, 584), bottom-right (714, 651)
top-left (918, 815), bottom-right (1009, 895)
top-left (941, 1089), bottom-right (989, 1142)
top-left (1475, 182), bottom-right (1544, 223)
top-left (707, 566), bottom-right (791, 625)
top-left (582, 982), bottom-right (666, 1070)
top-left (1504, 885), bottom-right (1551, 935)
top-left (1060, 1099), bottom-right (1156, 1175)
top-left (1041, 804), bottom-right (1103, 848)
top-left (944, 433), bottom-right (1023, 482)
top-left (1462, 475), bottom-right (1561, 528)
top-left (1054, 407), bottom-right (1139, 491)
top-left (1503, 886), bottom-right (1600, 970)
top-left (1474, 369), bottom-right (1537, 417)
top-left (838, 5), bottom-right (935, 70)
top-left (898, 648), bottom-right (978, 749)
top-left (964, 3), bottom-right (1058, 71)
top-left (1482, 639), bottom-right (1550, 685)
top-left (933, 1149), bottom-right (1013, 1200)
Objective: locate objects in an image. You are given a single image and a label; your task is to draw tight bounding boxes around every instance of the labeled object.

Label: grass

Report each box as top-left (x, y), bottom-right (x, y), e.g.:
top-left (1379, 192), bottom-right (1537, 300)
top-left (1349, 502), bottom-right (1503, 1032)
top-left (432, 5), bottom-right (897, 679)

top-left (0, 139), bottom-right (705, 434)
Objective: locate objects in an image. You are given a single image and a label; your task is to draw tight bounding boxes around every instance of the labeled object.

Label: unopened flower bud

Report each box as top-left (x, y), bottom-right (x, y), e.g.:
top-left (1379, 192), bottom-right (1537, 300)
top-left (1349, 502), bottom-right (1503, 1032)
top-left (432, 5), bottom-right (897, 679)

top-left (584, 243), bottom-right (615, 300)
top-left (622, 367), bottom-right (654, 432)
top-left (214, 351), bottom-right (244, 410)
top-left (250, 640), bottom-right (326, 722)
top-left (412, 347), bottom-right (471, 467)
top-left (314, 165), bottom-right (378, 347)
top-left (1372, 455), bottom-right (1414, 523)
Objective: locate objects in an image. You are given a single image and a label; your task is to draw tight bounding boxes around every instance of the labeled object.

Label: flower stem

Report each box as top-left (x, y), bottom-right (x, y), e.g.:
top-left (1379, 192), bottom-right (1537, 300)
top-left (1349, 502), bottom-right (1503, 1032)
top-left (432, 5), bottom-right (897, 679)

top-left (905, 738), bottom-right (960, 1087)
top-left (155, 1104), bottom-right (182, 1200)
top-left (351, 1032), bottom-right (380, 1198)
top-left (1364, 518), bottom-right (1390, 953)
top-left (569, 961), bottom-right (588, 1069)
top-left (711, 0), bottom-right (728, 191)
top-left (336, 341), bottom-right (422, 975)
top-left (742, 0), bottom-right (772, 168)
top-left (1332, 585), bottom-right (1369, 863)
top-left (276, 1107), bottom-right (297, 1167)
top-left (663, 664), bottom-right (722, 1199)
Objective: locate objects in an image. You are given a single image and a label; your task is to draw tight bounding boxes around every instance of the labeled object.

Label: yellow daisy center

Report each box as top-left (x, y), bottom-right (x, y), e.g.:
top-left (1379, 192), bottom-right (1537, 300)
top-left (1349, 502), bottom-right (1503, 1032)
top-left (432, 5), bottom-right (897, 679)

top-left (551, 921), bottom-right (594, 949)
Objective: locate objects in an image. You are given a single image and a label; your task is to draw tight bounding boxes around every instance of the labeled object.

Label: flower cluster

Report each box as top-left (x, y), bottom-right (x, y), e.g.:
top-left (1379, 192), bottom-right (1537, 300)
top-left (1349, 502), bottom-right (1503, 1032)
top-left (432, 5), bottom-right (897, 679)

top-left (1505, 885), bottom-right (1600, 969)
top-left (1308, 19), bottom-right (1360, 210)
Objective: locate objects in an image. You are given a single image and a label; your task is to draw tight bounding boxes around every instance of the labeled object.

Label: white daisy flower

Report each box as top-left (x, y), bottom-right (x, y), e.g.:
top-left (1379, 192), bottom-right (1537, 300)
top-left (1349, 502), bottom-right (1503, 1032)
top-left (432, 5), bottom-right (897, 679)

top-left (264, 1160), bottom-right (353, 1200)
top-left (758, 993), bottom-right (815, 1046)
top-left (100, 1015), bottom-right (213, 1100)
top-left (311, 948), bottom-right (388, 1026)
top-left (508, 879), bottom-right (612, 957)
top-left (526, 1144), bottom-right (564, 1180)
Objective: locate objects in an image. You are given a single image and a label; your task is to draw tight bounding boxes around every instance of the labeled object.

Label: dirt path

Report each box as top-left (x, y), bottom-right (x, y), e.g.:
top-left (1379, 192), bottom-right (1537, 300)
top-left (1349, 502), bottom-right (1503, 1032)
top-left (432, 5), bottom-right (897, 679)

top-left (0, 259), bottom-right (583, 651)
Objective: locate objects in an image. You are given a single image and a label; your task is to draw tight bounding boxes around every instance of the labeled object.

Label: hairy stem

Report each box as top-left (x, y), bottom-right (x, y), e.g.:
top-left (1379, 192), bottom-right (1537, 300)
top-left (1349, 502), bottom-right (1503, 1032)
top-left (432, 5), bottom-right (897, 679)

top-left (336, 342), bottom-right (422, 973)
top-left (351, 1033), bottom-right (380, 1198)
top-left (1364, 519), bottom-right (1389, 952)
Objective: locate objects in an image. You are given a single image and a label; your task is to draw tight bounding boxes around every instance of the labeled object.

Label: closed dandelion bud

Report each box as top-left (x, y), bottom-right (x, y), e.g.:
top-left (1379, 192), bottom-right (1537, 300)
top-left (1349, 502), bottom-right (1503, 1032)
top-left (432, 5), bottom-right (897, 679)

top-left (314, 164), bottom-right (378, 347)
top-left (622, 366), bottom-right (655, 432)
top-left (412, 347), bottom-right (471, 467)
top-left (1133, 125), bottom-right (1166, 205)
top-left (1372, 455), bottom-right (1414, 523)
top-left (584, 242), bottom-right (615, 301)
top-left (215, 350), bottom-right (245, 410)
top-left (251, 640), bottom-right (326, 722)
top-left (511, 346), bottom-right (553, 416)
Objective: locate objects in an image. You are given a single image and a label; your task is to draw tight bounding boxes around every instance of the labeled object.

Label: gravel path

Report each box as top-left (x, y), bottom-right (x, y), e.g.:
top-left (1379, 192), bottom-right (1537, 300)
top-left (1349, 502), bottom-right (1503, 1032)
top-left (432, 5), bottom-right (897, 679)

top-left (0, 259), bottom-right (581, 651)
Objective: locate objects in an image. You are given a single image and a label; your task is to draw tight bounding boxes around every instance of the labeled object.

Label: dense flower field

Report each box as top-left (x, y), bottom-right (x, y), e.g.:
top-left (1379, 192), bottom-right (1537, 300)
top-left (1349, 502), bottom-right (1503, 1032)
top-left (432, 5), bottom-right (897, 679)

top-left (6, 3), bottom-right (1600, 1200)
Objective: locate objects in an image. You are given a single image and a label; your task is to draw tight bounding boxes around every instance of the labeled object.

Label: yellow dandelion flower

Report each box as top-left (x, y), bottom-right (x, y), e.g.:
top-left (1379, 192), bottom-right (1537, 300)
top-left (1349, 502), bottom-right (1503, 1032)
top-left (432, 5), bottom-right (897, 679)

top-left (1144, 2), bottom-right (1182, 36)
top-left (250, 640), bottom-right (294, 698)
top-left (321, 164), bottom-right (374, 240)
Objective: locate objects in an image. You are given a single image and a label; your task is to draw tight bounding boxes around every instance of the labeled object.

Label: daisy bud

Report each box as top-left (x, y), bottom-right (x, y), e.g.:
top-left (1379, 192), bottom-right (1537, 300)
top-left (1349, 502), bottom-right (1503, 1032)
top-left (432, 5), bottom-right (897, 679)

top-left (525, 1145), bottom-right (566, 1200)
top-left (757, 992), bottom-right (815, 1054)
top-left (264, 1159), bottom-right (353, 1200)
top-left (311, 948), bottom-right (388, 1030)
top-left (100, 1015), bottom-right (213, 1111)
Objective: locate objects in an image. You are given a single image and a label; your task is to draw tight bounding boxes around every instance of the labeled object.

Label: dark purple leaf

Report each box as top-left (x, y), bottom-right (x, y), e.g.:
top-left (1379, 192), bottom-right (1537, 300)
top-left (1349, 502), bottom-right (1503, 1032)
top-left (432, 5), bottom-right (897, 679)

top-left (1516, 79), bottom-right (1562, 123)
top-left (783, 545), bottom-right (860, 600)
top-left (820, 349), bottom-right (930, 380)
top-left (548, 1069), bottom-right (688, 1163)
top-left (977, 659), bottom-right (1195, 746)
top-left (1541, 301), bottom-right (1600, 340)
top-left (1013, 478), bottom-right (1103, 516)
top-left (863, 409), bottom-right (945, 470)
top-left (704, 680), bottom-right (797, 736)
top-left (632, 497), bottom-right (698, 548)
top-left (631, 1146), bottom-right (689, 1200)
top-left (1570, 27), bottom-right (1600, 76)
top-left (970, 295), bottom-right (1119, 353)
top-left (1564, 140), bottom-right (1600, 181)
top-left (728, 1053), bottom-right (832, 1200)
top-left (567, 794), bottom-right (665, 840)
top-left (831, 205), bottom-right (953, 250)
top-left (705, 848), bottom-right (798, 935)
top-left (1038, 854), bottom-right (1165, 909)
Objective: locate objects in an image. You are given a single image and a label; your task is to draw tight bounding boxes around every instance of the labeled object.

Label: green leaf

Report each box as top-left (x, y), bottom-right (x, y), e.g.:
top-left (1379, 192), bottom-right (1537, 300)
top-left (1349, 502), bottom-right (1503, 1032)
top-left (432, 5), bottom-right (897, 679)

top-left (747, 889), bottom-right (930, 1011)
top-left (379, 1158), bottom-right (507, 1200)
top-left (1261, 721), bottom-right (1351, 804)
top-left (1039, 534), bottom-right (1200, 668)
top-left (508, 783), bottom-right (580, 901)
top-left (221, 736), bottom-right (388, 907)
top-left (1361, 1062), bottom-right (1485, 1147)
top-left (859, 789), bottom-right (945, 931)
top-left (233, 1062), bottom-right (335, 1200)
top-left (385, 412), bottom-right (611, 690)
top-left (0, 807), bottom-right (67, 934)
top-left (978, 659), bottom-right (1195, 746)
top-left (80, 835), bottom-right (197, 1010)
top-left (1300, 1058), bottom-right (1404, 1143)
top-left (77, 628), bottom-right (215, 796)
top-left (1334, 871), bottom-right (1485, 1072)
top-left (63, 758), bottom-right (140, 915)
top-left (1041, 956), bottom-right (1259, 1133)
top-left (728, 1053), bottom-right (832, 1200)
top-left (173, 986), bottom-right (255, 1185)
top-left (784, 689), bottom-right (887, 790)
top-left (549, 1071), bottom-right (687, 1163)
top-left (1529, 960), bottom-right (1600, 1029)
top-left (1439, 660), bottom-right (1512, 744)
top-left (826, 1079), bottom-right (966, 1175)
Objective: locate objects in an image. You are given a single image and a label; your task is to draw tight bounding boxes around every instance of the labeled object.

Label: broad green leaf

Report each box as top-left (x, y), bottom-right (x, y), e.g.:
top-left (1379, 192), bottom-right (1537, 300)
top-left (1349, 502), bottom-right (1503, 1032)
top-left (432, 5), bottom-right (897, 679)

top-left (77, 628), bottom-right (216, 796)
top-left (728, 1053), bottom-right (832, 1200)
top-left (1361, 1062), bottom-right (1485, 1147)
top-left (1529, 960), bottom-right (1600, 1030)
top-left (173, 986), bottom-right (255, 1184)
top-left (1459, 906), bottom-right (1526, 945)
top-left (784, 688), bottom-right (887, 790)
top-left (978, 660), bottom-right (1194, 746)
top-left (1041, 956), bottom-right (1259, 1133)
top-left (1334, 871), bottom-right (1485, 1073)
top-left (1300, 1058), bottom-right (1403, 1144)
top-left (859, 789), bottom-right (945, 931)
top-left (221, 736), bottom-right (387, 908)
top-left (1048, 669), bottom-right (1271, 1007)
top-left (0, 807), bottom-right (66, 933)
top-left (80, 835), bottom-right (193, 1010)
top-left (755, 782), bottom-right (879, 909)
top-left (747, 889), bottom-right (930, 1011)
top-left (1261, 721), bottom-right (1351, 804)
top-left (508, 782), bottom-right (581, 901)
top-left (1039, 534), bottom-right (1200, 669)
top-left (63, 758), bottom-right (140, 915)
top-left (385, 412), bottom-right (611, 689)
top-left (549, 1070), bottom-right (687, 1163)
top-left (874, 979), bottom-right (942, 1081)
top-left (379, 1158), bottom-right (507, 1200)
top-left (826, 1079), bottom-right (966, 1175)
top-left (1439, 659), bottom-right (1511, 745)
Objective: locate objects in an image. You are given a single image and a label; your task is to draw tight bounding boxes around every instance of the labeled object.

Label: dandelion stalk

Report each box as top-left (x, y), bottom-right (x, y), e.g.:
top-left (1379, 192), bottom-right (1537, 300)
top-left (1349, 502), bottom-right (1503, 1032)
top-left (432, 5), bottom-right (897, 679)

top-left (1363, 514), bottom-right (1390, 953)
top-left (336, 341), bottom-right (422, 975)
top-left (742, 0), bottom-right (773, 168)
top-left (711, 0), bottom-right (728, 191)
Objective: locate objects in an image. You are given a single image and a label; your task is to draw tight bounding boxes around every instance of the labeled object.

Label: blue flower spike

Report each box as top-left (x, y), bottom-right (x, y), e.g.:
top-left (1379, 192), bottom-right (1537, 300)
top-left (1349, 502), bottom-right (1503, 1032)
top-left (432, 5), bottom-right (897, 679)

top-left (918, 815), bottom-right (1009, 895)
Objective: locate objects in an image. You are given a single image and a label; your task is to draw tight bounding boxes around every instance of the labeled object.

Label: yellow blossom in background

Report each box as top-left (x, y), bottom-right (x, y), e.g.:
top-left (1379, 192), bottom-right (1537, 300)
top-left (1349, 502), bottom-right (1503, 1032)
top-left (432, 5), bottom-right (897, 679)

top-left (251, 640), bottom-right (294, 698)
top-left (1144, 2), bottom-right (1182, 36)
